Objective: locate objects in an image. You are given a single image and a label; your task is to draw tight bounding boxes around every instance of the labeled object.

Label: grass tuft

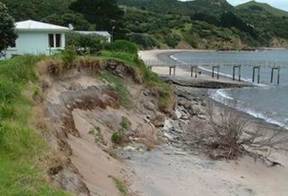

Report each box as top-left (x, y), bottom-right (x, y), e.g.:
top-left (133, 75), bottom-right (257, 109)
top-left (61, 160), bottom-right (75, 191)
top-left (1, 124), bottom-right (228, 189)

top-left (110, 176), bottom-right (129, 196)
top-left (0, 56), bottom-right (68, 195)
top-left (100, 70), bottom-right (131, 108)
top-left (99, 50), bottom-right (175, 112)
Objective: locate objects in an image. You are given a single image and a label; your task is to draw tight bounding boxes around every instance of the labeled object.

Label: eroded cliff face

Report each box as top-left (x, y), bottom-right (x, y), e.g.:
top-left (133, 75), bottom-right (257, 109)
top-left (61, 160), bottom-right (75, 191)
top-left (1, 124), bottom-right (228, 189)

top-left (36, 59), bottom-right (172, 195)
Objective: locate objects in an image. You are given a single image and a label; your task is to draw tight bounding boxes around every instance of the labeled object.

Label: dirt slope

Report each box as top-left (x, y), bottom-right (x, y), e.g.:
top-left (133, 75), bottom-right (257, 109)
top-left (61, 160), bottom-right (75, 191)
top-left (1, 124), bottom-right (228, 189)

top-left (38, 61), bottom-right (167, 195)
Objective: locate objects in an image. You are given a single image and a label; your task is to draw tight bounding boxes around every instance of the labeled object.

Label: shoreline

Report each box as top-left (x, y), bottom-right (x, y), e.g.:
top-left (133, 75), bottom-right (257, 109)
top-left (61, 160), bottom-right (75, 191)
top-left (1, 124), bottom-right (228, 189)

top-left (124, 49), bottom-right (288, 196)
top-left (126, 49), bottom-right (288, 195)
top-left (140, 49), bottom-right (285, 130)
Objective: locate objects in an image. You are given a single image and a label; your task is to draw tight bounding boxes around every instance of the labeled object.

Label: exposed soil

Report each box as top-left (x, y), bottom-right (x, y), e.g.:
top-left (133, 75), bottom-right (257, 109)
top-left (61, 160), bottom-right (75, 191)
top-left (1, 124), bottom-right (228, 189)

top-left (39, 64), bottom-right (167, 195)
top-left (36, 52), bottom-right (288, 196)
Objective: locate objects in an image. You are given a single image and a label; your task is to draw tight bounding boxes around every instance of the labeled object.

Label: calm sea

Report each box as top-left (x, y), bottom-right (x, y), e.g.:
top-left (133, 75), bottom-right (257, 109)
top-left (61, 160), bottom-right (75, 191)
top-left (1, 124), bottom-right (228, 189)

top-left (172, 49), bottom-right (288, 127)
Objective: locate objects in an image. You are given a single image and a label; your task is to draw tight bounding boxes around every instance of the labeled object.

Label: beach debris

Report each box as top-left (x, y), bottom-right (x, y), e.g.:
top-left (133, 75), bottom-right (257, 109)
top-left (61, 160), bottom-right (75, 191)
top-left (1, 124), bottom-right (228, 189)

top-left (205, 103), bottom-right (288, 165)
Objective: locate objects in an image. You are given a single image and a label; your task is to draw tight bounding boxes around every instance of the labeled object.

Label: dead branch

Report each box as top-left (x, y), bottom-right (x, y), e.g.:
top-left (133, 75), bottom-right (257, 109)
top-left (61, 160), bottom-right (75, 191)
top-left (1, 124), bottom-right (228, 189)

top-left (205, 102), bottom-right (288, 166)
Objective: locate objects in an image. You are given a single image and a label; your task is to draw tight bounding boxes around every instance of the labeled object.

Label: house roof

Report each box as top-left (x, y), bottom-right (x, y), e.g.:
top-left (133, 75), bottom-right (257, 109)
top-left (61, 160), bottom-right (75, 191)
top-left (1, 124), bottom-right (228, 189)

top-left (15, 20), bottom-right (69, 32)
top-left (75, 31), bottom-right (111, 37)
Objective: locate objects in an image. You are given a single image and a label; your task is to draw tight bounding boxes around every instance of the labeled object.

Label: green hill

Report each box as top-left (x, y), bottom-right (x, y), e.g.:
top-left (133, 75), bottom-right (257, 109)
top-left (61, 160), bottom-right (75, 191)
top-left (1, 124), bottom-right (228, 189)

top-left (118, 0), bottom-right (234, 16)
top-left (236, 1), bottom-right (288, 17)
top-left (2, 0), bottom-right (288, 49)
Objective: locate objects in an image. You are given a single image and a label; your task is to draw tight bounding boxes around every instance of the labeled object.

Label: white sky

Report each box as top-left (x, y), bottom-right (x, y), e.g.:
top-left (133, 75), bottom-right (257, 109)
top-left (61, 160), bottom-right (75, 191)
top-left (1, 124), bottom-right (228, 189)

top-left (179, 0), bottom-right (288, 11)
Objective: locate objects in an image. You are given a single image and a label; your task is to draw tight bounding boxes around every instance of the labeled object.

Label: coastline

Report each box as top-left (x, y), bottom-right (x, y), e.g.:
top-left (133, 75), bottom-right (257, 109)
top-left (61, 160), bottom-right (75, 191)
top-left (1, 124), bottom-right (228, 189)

top-left (125, 49), bottom-right (288, 196)
top-left (140, 49), bottom-right (286, 129)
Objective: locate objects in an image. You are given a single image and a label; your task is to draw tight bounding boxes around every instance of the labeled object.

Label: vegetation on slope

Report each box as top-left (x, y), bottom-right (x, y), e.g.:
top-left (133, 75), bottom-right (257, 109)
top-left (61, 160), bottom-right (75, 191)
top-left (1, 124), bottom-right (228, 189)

top-left (236, 1), bottom-right (288, 17)
top-left (0, 2), bottom-right (17, 52)
top-left (118, 0), bottom-right (233, 16)
top-left (0, 40), bottom-right (174, 194)
top-left (119, 0), bottom-right (288, 48)
top-left (236, 1), bottom-right (288, 47)
top-left (99, 40), bottom-right (175, 112)
top-left (2, 0), bottom-right (288, 49)
top-left (0, 56), bottom-right (68, 195)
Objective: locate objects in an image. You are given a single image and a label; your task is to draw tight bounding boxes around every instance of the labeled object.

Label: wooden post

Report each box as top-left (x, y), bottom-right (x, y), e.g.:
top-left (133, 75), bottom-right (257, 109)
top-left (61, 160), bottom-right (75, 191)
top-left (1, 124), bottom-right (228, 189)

top-left (257, 67), bottom-right (260, 84)
top-left (212, 65), bottom-right (220, 79)
top-left (191, 66), bottom-right (194, 77)
top-left (252, 67), bottom-right (255, 83)
top-left (270, 68), bottom-right (274, 83)
top-left (252, 66), bottom-right (260, 83)
top-left (278, 68), bottom-right (280, 85)
top-left (173, 65), bottom-right (176, 76)
top-left (233, 66), bottom-right (235, 81)
top-left (271, 67), bottom-right (280, 85)
top-left (169, 65), bottom-right (176, 76)
top-left (232, 65), bottom-right (241, 81)
top-left (233, 65), bottom-right (241, 81)
top-left (191, 66), bottom-right (198, 78)
top-left (239, 65), bottom-right (242, 81)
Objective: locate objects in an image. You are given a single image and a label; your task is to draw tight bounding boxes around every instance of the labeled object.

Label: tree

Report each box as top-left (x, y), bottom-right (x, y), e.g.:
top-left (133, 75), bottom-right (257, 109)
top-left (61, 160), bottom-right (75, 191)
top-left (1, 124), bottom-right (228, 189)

top-left (43, 13), bottom-right (93, 31)
top-left (69, 0), bottom-right (124, 30)
top-left (0, 2), bottom-right (17, 52)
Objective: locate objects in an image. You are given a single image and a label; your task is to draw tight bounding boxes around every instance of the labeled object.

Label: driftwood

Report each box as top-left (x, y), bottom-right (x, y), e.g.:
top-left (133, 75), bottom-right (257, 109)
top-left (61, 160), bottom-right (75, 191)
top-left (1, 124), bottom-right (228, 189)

top-left (205, 103), bottom-right (288, 166)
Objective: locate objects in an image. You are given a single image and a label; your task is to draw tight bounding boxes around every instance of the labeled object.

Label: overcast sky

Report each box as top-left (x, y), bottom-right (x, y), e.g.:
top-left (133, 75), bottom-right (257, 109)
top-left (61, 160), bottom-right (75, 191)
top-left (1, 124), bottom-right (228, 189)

top-left (180, 0), bottom-right (288, 11)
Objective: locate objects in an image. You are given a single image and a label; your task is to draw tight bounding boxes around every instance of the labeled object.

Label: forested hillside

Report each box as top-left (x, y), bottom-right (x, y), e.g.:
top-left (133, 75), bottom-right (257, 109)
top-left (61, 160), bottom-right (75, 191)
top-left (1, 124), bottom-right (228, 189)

top-left (236, 2), bottom-right (288, 47)
top-left (1, 0), bottom-right (288, 49)
top-left (119, 0), bottom-right (288, 49)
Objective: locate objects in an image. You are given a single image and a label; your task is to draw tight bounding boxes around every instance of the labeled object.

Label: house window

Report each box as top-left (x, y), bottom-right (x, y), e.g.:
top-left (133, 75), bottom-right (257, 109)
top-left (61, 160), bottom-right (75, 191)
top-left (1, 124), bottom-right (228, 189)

top-left (49, 34), bottom-right (54, 48)
top-left (10, 41), bottom-right (16, 48)
top-left (56, 34), bottom-right (61, 48)
top-left (48, 34), bottom-right (62, 48)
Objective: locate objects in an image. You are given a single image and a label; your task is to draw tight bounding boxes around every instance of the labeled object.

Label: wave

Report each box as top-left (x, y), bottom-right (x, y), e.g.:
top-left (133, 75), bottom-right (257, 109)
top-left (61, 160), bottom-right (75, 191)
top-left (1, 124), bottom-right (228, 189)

top-left (209, 89), bottom-right (287, 128)
top-left (170, 52), bottom-right (287, 128)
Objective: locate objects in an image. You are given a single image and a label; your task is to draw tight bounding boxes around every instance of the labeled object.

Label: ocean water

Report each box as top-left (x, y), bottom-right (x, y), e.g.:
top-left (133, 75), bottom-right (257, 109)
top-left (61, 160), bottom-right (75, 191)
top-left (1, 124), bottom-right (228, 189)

top-left (171, 49), bottom-right (288, 127)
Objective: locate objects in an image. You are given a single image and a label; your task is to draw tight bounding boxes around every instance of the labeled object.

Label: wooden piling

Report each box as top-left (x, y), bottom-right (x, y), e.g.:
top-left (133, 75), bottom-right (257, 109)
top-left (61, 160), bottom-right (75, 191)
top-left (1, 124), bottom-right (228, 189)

top-left (271, 67), bottom-right (280, 85)
top-left (233, 65), bottom-right (241, 81)
top-left (212, 65), bottom-right (220, 79)
top-left (169, 65), bottom-right (176, 76)
top-left (190, 65), bottom-right (198, 78)
top-left (278, 68), bottom-right (280, 85)
top-left (252, 66), bottom-right (260, 83)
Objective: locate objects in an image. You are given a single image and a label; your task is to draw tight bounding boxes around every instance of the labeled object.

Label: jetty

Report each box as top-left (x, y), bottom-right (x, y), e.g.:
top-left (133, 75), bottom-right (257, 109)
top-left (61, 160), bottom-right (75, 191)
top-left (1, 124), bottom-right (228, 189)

top-left (146, 61), bottom-right (282, 85)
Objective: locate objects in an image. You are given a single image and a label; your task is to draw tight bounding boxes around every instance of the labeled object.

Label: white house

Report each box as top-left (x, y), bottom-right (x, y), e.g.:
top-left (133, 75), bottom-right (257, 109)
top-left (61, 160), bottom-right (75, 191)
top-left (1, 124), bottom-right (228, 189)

top-left (5, 20), bottom-right (69, 58)
top-left (75, 31), bottom-right (112, 43)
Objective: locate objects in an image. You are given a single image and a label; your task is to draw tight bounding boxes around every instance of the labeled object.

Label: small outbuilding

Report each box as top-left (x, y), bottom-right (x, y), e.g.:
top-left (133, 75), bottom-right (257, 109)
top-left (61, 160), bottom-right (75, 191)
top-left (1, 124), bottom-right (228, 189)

top-left (5, 20), bottom-right (69, 58)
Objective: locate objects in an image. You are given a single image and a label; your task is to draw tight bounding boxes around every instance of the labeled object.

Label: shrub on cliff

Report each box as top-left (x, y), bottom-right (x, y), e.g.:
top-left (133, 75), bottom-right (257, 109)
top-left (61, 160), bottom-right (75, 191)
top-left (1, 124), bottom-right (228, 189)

top-left (99, 49), bottom-right (175, 113)
top-left (66, 32), bottom-right (107, 54)
top-left (106, 40), bottom-right (138, 54)
top-left (127, 33), bottom-right (160, 49)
